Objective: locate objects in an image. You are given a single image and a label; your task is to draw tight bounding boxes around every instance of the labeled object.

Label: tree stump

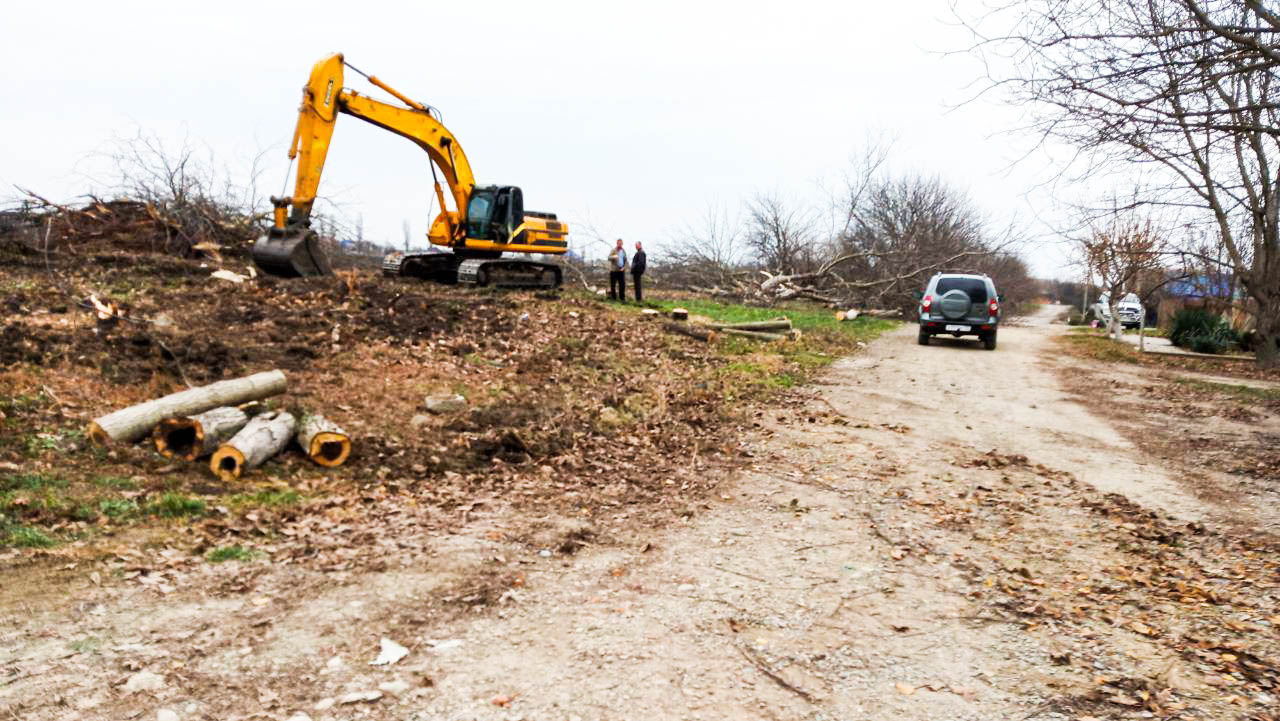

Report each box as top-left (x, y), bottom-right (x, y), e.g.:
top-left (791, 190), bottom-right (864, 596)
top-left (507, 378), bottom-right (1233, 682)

top-left (295, 413), bottom-right (351, 467)
top-left (153, 406), bottom-right (249, 461)
top-left (209, 410), bottom-right (297, 481)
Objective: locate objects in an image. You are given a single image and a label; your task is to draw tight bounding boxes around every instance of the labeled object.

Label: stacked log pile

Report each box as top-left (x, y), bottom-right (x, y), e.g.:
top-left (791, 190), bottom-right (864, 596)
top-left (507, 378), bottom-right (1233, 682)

top-left (88, 369), bottom-right (352, 480)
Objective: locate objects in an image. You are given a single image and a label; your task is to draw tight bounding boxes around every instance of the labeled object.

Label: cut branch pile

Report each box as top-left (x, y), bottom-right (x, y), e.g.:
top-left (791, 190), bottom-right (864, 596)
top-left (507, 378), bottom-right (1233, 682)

top-left (0, 190), bottom-right (259, 258)
top-left (89, 369), bottom-right (353, 480)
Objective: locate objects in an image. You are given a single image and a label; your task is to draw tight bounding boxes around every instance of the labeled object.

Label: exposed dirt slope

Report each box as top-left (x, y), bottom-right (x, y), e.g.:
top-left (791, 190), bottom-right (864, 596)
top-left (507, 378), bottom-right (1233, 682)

top-left (4, 307), bottom-right (1278, 721)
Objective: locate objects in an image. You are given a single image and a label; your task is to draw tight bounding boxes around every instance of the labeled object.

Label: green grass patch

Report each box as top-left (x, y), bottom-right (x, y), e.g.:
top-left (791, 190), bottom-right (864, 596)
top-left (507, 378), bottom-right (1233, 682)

top-left (68, 637), bottom-right (101, 654)
top-left (722, 361), bottom-right (800, 389)
top-left (206, 545), bottom-right (257, 563)
top-left (648, 298), bottom-right (898, 340)
top-left (147, 492), bottom-right (206, 518)
top-left (6, 525), bottom-right (56, 548)
top-left (0, 472), bottom-right (67, 492)
top-left (1056, 334), bottom-right (1140, 364)
top-left (225, 488), bottom-right (302, 508)
top-left (98, 497), bottom-right (139, 520)
top-left (92, 475), bottom-right (139, 490)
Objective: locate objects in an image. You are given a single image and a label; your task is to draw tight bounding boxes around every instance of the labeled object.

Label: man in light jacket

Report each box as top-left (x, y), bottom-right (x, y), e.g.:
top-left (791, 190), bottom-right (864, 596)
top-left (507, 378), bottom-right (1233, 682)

top-left (608, 238), bottom-right (628, 301)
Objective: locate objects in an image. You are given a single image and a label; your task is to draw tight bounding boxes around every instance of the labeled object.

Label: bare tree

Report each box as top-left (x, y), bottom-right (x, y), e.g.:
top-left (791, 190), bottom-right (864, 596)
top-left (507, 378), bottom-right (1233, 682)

top-left (662, 202), bottom-right (750, 294)
top-left (744, 192), bottom-right (820, 276)
top-left (1079, 213), bottom-right (1167, 339)
top-left (967, 0), bottom-right (1280, 365)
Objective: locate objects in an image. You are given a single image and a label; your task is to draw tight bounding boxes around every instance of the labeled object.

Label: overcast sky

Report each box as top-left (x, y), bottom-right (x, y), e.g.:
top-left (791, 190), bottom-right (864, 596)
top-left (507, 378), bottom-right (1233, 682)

top-left (1, 0), bottom-right (1079, 277)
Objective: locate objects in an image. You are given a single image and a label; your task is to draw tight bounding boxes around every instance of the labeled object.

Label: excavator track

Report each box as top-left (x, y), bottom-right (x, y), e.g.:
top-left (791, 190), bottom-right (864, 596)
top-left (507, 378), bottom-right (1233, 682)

top-left (383, 252), bottom-right (562, 290)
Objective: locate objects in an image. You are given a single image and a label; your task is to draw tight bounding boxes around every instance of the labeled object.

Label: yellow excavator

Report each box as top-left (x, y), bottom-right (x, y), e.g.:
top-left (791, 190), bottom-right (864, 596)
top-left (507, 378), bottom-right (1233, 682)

top-left (253, 53), bottom-right (568, 288)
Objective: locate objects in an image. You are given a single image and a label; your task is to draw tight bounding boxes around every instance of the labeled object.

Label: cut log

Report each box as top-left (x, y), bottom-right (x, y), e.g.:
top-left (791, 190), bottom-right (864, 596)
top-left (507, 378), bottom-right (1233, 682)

top-left (836, 309), bottom-right (859, 322)
top-left (671, 308), bottom-right (689, 321)
top-left (706, 319), bottom-right (792, 332)
top-left (861, 308), bottom-right (902, 318)
top-left (209, 410), bottom-right (297, 481)
top-left (295, 413), bottom-right (351, 467)
top-left (89, 370), bottom-right (287, 444)
top-left (663, 321), bottom-right (716, 342)
top-left (720, 328), bottom-right (786, 342)
top-left (153, 406), bottom-right (249, 461)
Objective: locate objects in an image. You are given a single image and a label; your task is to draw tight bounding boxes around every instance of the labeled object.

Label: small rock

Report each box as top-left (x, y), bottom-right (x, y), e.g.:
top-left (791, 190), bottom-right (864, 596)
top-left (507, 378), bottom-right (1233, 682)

top-left (123, 670), bottom-right (165, 693)
top-left (538, 549), bottom-right (552, 558)
top-left (677, 583), bottom-right (695, 592)
top-left (370, 637), bottom-right (409, 666)
top-left (410, 414), bottom-right (432, 429)
top-left (156, 710), bottom-right (178, 721)
top-left (313, 698), bottom-right (335, 711)
top-left (424, 394), bottom-right (467, 414)
top-left (152, 313), bottom-right (176, 331)
top-left (428, 639), bottom-right (463, 653)
top-left (286, 714), bottom-right (313, 721)
top-left (338, 690), bottom-right (383, 705)
top-left (378, 680), bottom-right (411, 696)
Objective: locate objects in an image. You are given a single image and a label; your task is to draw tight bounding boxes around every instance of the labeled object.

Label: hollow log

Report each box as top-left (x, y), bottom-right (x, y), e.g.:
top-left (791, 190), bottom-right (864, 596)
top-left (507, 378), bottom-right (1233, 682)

top-left (209, 410), bottom-right (297, 481)
top-left (153, 406), bottom-right (249, 461)
top-left (720, 328), bottom-right (786, 342)
top-left (89, 370), bottom-right (286, 444)
top-left (295, 413), bottom-right (351, 467)
top-left (663, 321), bottom-right (715, 342)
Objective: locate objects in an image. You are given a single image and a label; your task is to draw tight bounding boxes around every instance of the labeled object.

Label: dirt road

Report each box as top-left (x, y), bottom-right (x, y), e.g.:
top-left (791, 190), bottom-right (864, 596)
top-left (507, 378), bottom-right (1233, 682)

top-left (4, 307), bottom-right (1269, 720)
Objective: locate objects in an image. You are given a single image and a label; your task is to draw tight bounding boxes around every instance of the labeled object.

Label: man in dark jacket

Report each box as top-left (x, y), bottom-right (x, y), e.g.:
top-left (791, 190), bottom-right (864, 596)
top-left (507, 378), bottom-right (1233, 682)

top-left (631, 241), bottom-right (647, 302)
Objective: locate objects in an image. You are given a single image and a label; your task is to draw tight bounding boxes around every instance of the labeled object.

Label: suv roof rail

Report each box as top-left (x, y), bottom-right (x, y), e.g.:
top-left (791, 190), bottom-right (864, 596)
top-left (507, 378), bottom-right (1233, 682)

top-left (933, 270), bottom-right (989, 277)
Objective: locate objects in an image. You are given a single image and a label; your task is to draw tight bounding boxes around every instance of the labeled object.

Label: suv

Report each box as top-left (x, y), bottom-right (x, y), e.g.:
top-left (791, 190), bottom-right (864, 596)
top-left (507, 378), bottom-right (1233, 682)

top-left (1090, 292), bottom-right (1145, 329)
top-left (916, 273), bottom-right (1001, 350)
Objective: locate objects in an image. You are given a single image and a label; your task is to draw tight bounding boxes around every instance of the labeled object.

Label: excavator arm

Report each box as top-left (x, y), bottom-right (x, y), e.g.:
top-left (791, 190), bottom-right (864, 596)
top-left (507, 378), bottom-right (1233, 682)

top-left (255, 53), bottom-right (476, 276)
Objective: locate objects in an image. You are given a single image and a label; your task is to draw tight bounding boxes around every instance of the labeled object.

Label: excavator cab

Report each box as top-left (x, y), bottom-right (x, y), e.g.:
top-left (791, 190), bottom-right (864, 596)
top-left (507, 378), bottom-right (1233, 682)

top-left (465, 185), bottom-right (523, 243)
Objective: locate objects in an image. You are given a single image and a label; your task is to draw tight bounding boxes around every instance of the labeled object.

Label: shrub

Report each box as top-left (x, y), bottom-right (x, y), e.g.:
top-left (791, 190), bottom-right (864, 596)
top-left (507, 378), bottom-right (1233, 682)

top-left (1170, 308), bottom-right (1239, 354)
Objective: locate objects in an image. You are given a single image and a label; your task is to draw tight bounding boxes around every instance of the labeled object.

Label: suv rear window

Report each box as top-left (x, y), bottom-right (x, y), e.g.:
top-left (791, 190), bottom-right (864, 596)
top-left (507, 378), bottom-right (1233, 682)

top-left (935, 277), bottom-right (988, 303)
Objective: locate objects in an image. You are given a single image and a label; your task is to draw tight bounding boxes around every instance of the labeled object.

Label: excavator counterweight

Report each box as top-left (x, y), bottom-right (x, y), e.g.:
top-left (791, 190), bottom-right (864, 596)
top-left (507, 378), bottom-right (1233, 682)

top-left (254, 53), bottom-right (568, 287)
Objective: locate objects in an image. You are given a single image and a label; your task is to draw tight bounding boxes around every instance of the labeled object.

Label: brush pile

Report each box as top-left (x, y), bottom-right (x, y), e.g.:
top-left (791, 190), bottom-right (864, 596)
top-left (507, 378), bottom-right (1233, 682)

top-left (0, 191), bottom-right (257, 258)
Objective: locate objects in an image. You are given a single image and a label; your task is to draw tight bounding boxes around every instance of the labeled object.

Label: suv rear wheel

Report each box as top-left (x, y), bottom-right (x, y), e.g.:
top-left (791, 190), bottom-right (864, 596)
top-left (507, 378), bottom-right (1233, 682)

top-left (983, 332), bottom-right (997, 351)
top-left (918, 328), bottom-right (930, 346)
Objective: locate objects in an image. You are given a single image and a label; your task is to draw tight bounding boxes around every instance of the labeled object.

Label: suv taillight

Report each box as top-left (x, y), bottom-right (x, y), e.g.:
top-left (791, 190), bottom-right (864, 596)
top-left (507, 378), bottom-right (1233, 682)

top-left (921, 295), bottom-right (932, 312)
top-left (989, 298), bottom-right (999, 316)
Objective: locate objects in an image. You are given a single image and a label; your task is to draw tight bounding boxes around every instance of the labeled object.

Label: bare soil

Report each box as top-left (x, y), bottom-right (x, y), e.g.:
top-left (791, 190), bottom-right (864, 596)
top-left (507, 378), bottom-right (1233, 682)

top-left (4, 306), bottom-right (1280, 721)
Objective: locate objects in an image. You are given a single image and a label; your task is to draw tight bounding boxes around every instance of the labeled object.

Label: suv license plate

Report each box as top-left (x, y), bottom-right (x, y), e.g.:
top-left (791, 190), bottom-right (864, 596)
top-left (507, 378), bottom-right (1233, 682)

top-left (945, 324), bottom-right (971, 331)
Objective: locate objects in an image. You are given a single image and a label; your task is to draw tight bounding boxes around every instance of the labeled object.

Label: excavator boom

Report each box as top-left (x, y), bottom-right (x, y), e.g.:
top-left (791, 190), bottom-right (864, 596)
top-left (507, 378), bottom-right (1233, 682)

top-left (254, 53), bottom-right (567, 284)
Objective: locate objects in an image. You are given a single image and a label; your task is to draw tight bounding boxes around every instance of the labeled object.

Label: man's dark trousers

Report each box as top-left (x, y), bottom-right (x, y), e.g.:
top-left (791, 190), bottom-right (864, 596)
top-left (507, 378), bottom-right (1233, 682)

top-left (609, 271), bottom-right (626, 300)
top-left (631, 271), bottom-right (643, 302)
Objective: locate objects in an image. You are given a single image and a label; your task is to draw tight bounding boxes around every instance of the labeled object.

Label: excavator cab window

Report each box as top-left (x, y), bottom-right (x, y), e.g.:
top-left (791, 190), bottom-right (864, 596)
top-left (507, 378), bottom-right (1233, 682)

top-left (466, 189), bottom-right (497, 240)
top-left (468, 186), bottom-right (524, 243)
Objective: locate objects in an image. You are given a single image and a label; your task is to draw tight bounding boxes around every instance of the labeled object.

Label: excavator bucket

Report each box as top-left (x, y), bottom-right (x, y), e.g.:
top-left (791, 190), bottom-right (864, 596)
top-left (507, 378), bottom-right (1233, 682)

top-left (251, 227), bottom-right (332, 278)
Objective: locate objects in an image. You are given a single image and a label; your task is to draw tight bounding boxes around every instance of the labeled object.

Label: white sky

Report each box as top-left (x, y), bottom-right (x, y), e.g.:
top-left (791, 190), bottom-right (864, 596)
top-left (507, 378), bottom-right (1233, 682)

top-left (0, 0), bottom-right (1079, 277)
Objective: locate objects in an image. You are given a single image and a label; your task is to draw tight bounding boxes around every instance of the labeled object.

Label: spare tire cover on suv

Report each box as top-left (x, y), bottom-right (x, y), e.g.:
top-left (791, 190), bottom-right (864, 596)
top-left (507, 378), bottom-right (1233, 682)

top-left (938, 289), bottom-right (973, 320)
